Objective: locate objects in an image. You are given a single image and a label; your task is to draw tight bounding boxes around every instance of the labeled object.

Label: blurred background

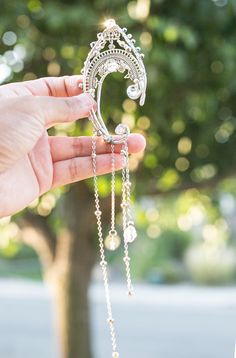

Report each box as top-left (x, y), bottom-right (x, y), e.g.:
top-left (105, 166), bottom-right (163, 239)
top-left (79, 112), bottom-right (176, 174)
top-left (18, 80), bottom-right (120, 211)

top-left (1, 0), bottom-right (236, 357)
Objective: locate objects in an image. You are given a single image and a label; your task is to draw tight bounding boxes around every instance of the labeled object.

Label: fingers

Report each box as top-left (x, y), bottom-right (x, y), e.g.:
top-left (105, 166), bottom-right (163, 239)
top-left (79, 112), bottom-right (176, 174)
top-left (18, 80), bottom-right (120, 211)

top-left (0, 75), bottom-right (83, 98)
top-left (31, 93), bottom-right (96, 128)
top-left (36, 75), bottom-right (83, 97)
top-left (51, 133), bottom-right (146, 188)
top-left (49, 134), bottom-right (146, 162)
top-left (52, 153), bottom-right (123, 188)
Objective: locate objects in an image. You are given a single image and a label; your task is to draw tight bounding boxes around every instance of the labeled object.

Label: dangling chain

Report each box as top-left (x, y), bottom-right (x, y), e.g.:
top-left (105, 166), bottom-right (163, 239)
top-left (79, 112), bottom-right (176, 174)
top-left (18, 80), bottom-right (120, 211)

top-left (92, 134), bottom-right (118, 357)
top-left (108, 143), bottom-right (117, 251)
top-left (121, 140), bottom-right (134, 296)
top-left (92, 132), bottom-right (137, 358)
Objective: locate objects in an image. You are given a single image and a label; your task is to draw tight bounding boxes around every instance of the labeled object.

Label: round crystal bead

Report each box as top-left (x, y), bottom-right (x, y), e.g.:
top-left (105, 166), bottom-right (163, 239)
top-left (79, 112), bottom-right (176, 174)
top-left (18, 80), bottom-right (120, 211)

top-left (115, 123), bottom-right (130, 136)
top-left (124, 224), bottom-right (137, 243)
top-left (127, 83), bottom-right (141, 100)
top-left (104, 233), bottom-right (121, 251)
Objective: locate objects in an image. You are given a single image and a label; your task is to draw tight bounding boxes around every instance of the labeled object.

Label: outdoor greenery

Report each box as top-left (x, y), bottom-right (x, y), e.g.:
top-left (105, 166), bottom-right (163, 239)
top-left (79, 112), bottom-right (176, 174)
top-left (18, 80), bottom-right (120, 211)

top-left (1, 0), bottom-right (236, 357)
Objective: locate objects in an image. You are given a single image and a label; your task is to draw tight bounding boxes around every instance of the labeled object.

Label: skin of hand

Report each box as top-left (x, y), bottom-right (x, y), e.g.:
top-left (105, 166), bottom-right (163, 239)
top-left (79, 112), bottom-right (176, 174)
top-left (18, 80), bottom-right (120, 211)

top-left (0, 75), bottom-right (146, 218)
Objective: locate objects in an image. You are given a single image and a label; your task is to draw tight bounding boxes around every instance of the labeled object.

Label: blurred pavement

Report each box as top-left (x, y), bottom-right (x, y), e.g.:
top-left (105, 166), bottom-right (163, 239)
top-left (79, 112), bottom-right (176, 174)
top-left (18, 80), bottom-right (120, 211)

top-left (0, 279), bottom-right (236, 358)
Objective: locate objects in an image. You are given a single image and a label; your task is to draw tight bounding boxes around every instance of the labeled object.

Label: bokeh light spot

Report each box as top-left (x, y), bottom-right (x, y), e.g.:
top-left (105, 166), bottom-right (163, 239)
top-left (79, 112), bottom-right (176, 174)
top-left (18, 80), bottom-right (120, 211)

top-left (164, 26), bottom-right (178, 42)
top-left (171, 120), bottom-right (185, 134)
top-left (47, 62), bottom-right (61, 76)
top-left (211, 60), bottom-right (224, 74)
top-left (175, 157), bottom-right (190, 172)
top-left (177, 137), bottom-right (192, 155)
top-left (137, 116), bottom-right (150, 130)
top-left (2, 31), bottom-right (17, 46)
top-left (122, 99), bottom-right (137, 113)
top-left (43, 47), bottom-right (56, 61)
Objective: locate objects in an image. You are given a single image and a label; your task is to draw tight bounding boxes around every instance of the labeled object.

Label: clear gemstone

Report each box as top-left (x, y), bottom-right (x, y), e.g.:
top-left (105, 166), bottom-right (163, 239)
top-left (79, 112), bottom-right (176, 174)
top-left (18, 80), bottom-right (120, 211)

top-left (124, 224), bottom-right (137, 243)
top-left (115, 123), bottom-right (130, 135)
top-left (127, 84), bottom-right (141, 100)
top-left (106, 59), bottom-right (118, 72)
top-left (105, 19), bottom-right (116, 29)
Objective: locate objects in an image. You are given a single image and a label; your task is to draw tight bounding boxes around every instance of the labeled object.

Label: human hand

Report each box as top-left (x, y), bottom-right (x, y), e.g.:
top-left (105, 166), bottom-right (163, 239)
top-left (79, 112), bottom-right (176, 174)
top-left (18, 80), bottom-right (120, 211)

top-left (0, 76), bottom-right (146, 218)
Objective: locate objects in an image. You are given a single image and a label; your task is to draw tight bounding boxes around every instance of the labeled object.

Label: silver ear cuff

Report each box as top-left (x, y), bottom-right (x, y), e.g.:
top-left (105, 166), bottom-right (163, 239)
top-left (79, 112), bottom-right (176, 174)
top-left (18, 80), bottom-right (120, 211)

top-left (81, 18), bottom-right (147, 144)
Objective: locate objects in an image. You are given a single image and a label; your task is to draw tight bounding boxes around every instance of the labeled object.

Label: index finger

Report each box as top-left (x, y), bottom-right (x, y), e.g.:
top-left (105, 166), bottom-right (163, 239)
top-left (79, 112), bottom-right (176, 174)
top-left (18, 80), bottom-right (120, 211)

top-left (0, 75), bottom-right (83, 98)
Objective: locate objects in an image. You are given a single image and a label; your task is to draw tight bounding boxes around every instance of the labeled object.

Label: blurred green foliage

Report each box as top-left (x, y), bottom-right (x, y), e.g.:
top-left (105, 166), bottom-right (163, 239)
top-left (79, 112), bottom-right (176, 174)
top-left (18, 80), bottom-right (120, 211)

top-left (1, 0), bottom-right (236, 284)
top-left (0, 0), bottom-right (236, 192)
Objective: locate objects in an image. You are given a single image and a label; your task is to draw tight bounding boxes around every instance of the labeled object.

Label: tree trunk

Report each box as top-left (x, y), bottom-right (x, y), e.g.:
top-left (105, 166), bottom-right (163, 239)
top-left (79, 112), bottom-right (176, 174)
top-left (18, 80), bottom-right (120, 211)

top-left (21, 182), bottom-right (113, 358)
top-left (48, 261), bottom-right (93, 358)
top-left (47, 182), bottom-right (98, 358)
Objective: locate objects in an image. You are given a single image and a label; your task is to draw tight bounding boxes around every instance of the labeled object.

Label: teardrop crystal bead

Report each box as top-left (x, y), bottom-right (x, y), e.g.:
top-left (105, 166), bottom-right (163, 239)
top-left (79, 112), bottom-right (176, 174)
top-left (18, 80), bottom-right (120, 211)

top-left (124, 224), bottom-right (137, 243)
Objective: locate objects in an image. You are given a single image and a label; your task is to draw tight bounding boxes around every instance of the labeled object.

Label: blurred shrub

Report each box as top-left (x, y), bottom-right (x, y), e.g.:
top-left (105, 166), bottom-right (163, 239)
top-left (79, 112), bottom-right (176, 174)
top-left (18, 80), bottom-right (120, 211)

top-left (185, 242), bottom-right (236, 284)
top-left (131, 229), bottom-right (191, 281)
top-left (147, 260), bottom-right (186, 284)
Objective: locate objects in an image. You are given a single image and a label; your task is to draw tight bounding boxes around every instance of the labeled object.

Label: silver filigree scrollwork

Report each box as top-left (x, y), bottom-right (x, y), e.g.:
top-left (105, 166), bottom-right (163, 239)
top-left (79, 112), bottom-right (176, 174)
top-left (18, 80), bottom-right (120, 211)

top-left (81, 18), bottom-right (147, 144)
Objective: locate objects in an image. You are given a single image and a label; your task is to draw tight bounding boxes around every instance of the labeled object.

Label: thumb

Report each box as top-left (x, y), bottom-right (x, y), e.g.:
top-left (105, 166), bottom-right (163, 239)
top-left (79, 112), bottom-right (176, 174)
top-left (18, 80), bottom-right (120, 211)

top-left (0, 93), bottom-right (96, 172)
top-left (33, 92), bottom-right (97, 127)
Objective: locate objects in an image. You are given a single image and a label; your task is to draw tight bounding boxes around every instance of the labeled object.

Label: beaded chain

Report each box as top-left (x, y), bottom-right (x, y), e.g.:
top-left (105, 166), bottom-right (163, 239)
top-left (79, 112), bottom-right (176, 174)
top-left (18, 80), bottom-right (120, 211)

top-left (91, 133), bottom-right (137, 357)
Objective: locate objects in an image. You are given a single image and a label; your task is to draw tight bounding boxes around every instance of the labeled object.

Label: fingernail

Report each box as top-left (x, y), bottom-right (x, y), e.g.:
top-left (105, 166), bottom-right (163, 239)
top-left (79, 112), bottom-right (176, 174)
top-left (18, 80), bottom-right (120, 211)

top-left (66, 75), bottom-right (83, 88)
top-left (79, 92), bottom-right (97, 110)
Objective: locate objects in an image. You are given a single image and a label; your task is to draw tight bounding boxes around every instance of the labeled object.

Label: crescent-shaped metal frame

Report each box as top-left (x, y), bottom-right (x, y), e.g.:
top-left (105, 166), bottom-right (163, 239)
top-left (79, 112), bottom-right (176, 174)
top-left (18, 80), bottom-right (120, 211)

top-left (81, 19), bottom-right (147, 144)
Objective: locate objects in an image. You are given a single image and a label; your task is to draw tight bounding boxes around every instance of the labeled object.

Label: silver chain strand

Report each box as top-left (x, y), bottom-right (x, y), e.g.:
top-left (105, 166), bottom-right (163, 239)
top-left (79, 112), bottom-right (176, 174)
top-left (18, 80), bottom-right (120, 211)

top-left (121, 140), bottom-right (134, 296)
top-left (92, 134), bottom-right (119, 358)
top-left (109, 143), bottom-right (117, 251)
